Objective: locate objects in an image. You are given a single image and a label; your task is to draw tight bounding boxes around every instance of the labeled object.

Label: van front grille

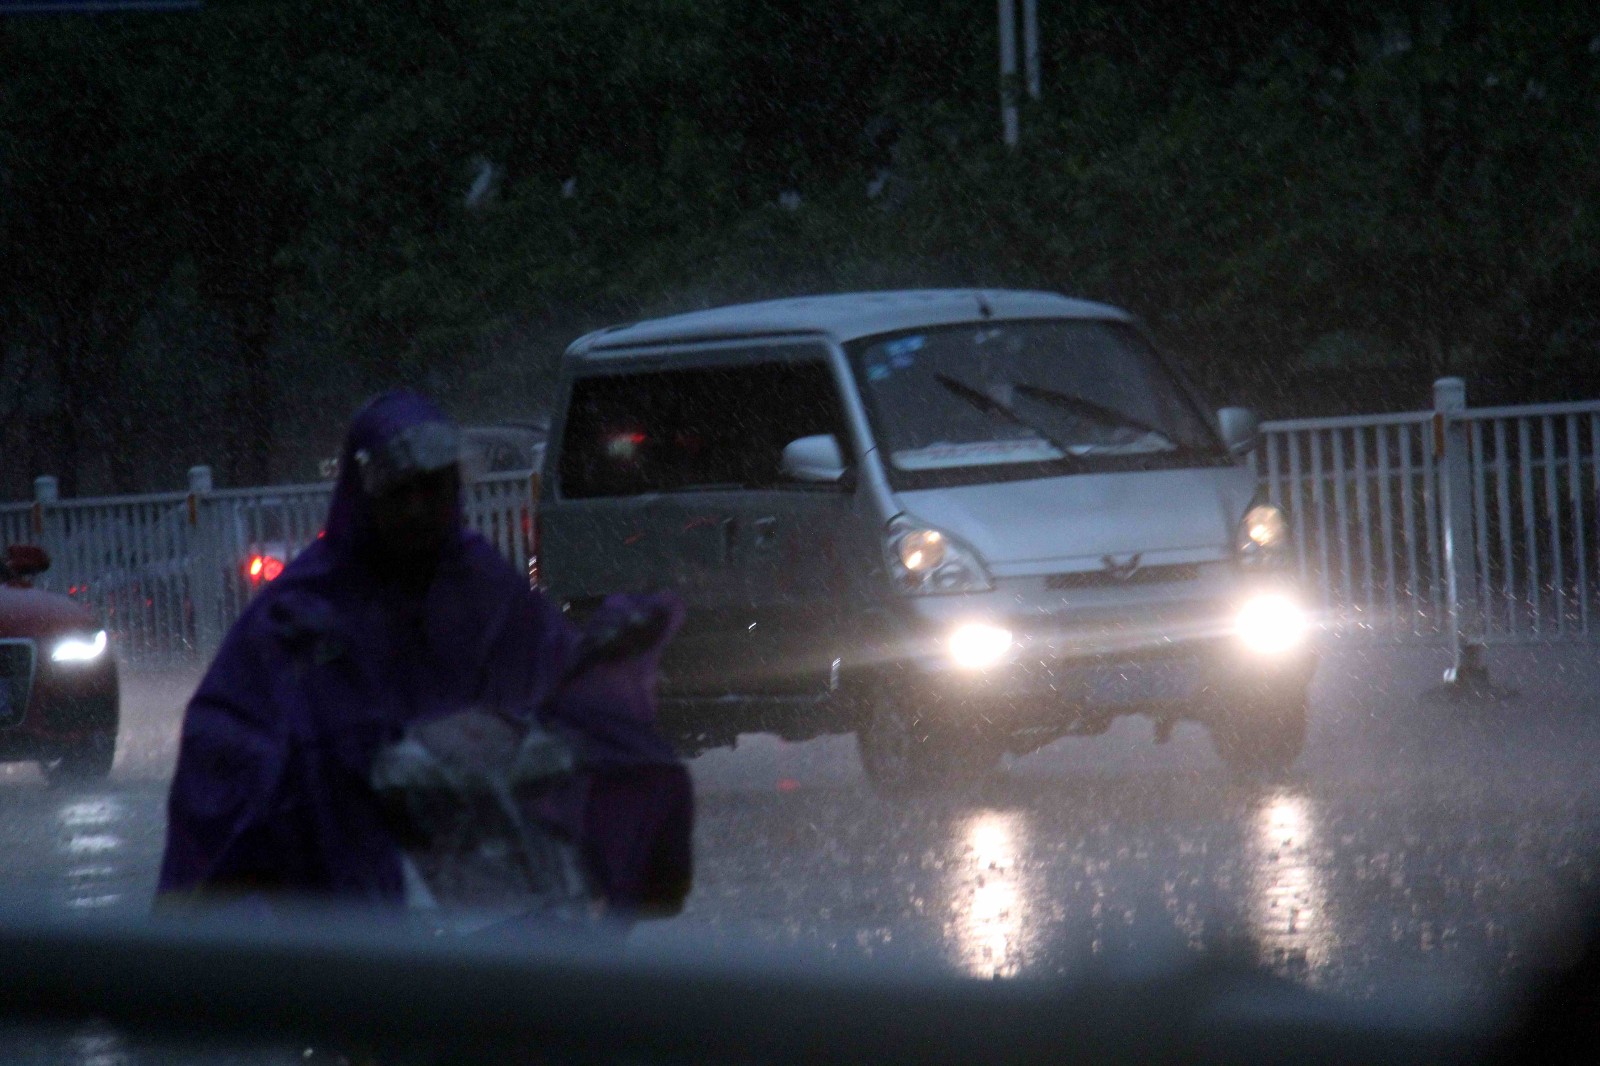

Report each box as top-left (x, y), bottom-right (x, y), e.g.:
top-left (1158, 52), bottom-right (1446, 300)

top-left (1046, 563), bottom-right (1202, 591)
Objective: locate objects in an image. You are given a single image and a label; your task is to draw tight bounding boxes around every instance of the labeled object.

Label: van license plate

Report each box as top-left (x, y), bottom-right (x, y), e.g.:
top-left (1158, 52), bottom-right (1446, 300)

top-left (1081, 660), bottom-right (1200, 706)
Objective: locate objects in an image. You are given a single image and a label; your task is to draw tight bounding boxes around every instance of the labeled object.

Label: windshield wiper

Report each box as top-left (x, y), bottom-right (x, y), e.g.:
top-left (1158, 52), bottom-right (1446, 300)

top-left (931, 373), bottom-right (1082, 468)
top-left (1008, 382), bottom-right (1179, 450)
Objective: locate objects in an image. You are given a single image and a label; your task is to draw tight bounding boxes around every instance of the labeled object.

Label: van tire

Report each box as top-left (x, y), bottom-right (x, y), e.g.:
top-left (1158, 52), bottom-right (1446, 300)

top-left (1208, 691), bottom-right (1307, 779)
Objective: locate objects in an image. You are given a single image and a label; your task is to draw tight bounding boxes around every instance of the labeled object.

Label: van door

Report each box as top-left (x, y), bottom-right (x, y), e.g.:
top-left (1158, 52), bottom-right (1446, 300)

top-left (725, 364), bottom-right (866, 697)
top-left (547, 346), bottom-right (857, 697)
top-left (732, 487), bottom-right (861, 695)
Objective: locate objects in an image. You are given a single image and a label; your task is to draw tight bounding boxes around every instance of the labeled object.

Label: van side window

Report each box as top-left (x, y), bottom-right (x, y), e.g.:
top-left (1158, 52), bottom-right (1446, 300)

top-left (560, 360), bottom-right (846, 498)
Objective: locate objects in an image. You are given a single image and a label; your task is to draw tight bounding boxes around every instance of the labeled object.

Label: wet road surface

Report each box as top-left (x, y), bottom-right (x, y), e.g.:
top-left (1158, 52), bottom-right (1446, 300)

top-left (5, 645), bottom-right (1600, 1014)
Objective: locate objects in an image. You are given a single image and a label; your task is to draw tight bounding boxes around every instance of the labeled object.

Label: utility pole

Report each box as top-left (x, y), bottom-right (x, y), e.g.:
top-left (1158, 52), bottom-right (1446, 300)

top-left (999, 0), bottom-right (1041, 148)
top-left (998, 0), bottom-right (1019, 148)
top-left (1023, 0), bottom-right (1041, 101)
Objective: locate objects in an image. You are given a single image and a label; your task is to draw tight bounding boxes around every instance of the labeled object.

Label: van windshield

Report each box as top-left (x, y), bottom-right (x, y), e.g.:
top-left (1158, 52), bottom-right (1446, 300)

top-left (848, 320), bottom-right (1227, 487)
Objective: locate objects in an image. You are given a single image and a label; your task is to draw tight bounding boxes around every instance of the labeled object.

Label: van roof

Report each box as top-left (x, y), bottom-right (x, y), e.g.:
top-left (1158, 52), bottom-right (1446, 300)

top-left (566, 289), bottom-right (1131, 357)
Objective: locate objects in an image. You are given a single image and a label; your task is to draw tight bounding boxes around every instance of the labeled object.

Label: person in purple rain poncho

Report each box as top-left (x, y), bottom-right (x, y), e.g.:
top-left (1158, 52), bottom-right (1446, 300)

top-left (156, 390), bottom-right (691, 926)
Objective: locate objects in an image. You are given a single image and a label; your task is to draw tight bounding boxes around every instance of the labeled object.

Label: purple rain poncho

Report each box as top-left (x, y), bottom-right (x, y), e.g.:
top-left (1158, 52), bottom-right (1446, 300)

top-left (157, 391), bottom-right (691, 920)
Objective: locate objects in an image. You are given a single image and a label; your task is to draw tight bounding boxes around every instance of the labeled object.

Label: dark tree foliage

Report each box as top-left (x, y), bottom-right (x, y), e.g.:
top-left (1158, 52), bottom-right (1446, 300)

top-left (1, 0), bottom-right (1596, 495)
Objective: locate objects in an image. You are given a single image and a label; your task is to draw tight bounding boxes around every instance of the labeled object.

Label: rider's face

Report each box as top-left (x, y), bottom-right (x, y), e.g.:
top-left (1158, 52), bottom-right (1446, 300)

top-left (366, 464), bottom-right (460, 577)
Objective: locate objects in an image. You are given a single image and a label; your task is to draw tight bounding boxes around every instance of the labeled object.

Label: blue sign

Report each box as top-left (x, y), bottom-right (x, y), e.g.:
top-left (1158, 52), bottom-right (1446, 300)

top-left (1, 1), bottom-right (200, 12)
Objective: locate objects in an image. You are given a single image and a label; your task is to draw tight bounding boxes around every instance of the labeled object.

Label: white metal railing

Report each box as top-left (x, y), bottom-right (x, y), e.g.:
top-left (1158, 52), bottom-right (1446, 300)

top-left (36, 488), bottom-right (196, 666)
top-left (1459, 407), bottom-right (1600, 643)
top-left (194, 480), bottom-right (340, 654)
top-left (464, 472), bottom-right (540, 585)
top-left (1255, 411), bottom-right (1444, 644)
top-left (8, 379), bottom-right (1599, 682)
top-left (1256, 379), bottom-right (1600, 684)
top-left (6, 468), bottom-right (543, 667)
top-left (0, 503), bottom-right (34, 556)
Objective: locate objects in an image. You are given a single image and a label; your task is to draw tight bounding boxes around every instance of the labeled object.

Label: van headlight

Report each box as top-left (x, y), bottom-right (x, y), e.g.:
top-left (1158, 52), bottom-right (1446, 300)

top-left (1236, 595), bottom-right (1306, 654)
top-left (51, 630), bottom-right (108, 664)
top-left (949, 623), bottom-right (1013, 670)
top-left (886, 517), bottom-right (993, 594)
top-left (898, 529), bottom-right (946, 572)
top-left (1237, 503), bottom-right (1291, 568)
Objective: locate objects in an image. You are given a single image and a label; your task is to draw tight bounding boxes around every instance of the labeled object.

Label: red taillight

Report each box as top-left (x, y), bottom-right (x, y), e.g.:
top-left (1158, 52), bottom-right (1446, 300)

top-left (605, 430), bottom-right (647, 460)
top-left (248, 555), bottom-right (285, 583)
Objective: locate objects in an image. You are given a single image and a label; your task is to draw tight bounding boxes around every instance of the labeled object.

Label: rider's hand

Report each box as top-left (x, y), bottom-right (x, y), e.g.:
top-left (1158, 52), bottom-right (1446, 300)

top-left (576, 597), bottom-right (679, 666)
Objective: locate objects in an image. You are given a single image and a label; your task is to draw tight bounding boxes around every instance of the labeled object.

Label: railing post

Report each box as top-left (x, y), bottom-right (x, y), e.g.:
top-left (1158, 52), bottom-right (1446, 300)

top-left (28, 477), bottom-right (60, 586)
top-left (1435, 378), bottom-right (1489, 687)
top-left (30, 475), bottom-right (58, 538)
top-left (186, 465), bottom-right (223, 658)
top-left (32, 476), bottom-right (59, 504)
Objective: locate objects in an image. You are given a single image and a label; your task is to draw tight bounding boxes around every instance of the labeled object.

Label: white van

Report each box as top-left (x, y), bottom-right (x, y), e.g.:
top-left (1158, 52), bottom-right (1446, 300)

top-left (539, 290), bottom-right (1315, 792)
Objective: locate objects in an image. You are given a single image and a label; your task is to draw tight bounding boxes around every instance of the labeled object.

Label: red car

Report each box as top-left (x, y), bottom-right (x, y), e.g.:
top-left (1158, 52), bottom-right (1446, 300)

top-left (0, 545), bottom-right (119, 783)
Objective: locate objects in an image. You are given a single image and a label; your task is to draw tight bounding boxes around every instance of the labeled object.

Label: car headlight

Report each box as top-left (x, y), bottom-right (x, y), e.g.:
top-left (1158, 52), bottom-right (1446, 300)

top-left (949, 622), bottom-right (1014, 670)
top-left (51, 630), bottom-right (108, 664)
top-left (886, 517), bottom-right (993, 594)
top-left (1237, 502), bottom-right (1291, 567)
top-left (898, 529), bottom-right (946, 572)
top-left (1235, 595), bottom-right (1306, 654)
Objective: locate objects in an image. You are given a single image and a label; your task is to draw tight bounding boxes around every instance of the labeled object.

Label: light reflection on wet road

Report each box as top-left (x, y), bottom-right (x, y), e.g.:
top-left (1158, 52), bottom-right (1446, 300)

top-left (949, 809), bottom-right (1029, 977)
top-left (60, 797), bottom-right (128, 911)
top-left (1, 645), bottom-right (1599, 1023)
top-left (1247, 788), bottom-right (1330, 976)
top-left (653, 645), bottom-right (1600, 1006)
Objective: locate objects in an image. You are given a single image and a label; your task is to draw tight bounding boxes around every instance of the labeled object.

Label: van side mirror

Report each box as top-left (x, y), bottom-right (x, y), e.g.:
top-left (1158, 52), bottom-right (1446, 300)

top-left (1217, 408), bottom-right (1260, 456)
top-left (781, 435), bottom-right (848, 485)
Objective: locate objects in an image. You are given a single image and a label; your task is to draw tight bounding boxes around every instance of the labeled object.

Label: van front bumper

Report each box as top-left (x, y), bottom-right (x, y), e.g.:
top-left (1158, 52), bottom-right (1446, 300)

top-left (860, 580), bottom-right (1319, 728)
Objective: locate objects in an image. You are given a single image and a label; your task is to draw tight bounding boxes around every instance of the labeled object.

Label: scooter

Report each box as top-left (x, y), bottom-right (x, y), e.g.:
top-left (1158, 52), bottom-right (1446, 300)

top-left (369, 598), bottom-right (681, 934)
